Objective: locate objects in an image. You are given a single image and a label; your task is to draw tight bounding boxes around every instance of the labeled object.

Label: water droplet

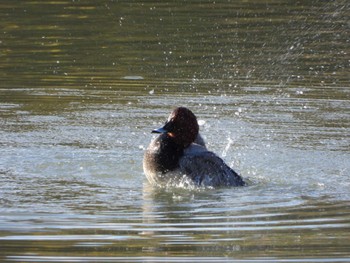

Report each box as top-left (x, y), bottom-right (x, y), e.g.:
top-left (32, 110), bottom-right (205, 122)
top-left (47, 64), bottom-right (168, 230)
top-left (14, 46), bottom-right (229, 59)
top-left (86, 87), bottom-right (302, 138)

top-left (198, 119), bottom-right (206, 126)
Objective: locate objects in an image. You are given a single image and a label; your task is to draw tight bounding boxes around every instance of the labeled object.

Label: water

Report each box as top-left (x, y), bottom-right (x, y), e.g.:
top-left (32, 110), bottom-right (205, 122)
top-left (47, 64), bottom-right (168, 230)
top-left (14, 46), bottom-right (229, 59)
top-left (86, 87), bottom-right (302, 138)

top-left (1, 0), bottom-right (349, 262)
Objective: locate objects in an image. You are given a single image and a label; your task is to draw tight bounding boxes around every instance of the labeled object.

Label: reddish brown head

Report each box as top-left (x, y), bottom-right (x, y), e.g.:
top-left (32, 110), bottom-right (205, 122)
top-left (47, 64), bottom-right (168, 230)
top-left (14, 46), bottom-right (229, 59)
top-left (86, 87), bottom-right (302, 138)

top-left (152, 107), bottom-right (199, 148)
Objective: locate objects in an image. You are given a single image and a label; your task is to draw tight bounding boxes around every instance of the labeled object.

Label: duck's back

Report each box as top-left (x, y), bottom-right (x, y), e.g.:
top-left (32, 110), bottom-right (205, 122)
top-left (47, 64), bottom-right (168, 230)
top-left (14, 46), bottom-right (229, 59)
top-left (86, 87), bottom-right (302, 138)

top-left (179, 146), bottom-right (245, 187)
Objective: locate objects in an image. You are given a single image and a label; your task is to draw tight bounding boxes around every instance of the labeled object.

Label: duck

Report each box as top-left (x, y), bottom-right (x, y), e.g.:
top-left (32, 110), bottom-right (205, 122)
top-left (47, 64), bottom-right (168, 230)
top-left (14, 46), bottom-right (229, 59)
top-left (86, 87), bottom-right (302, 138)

top-left (143, 107), bottom-right (245, 187)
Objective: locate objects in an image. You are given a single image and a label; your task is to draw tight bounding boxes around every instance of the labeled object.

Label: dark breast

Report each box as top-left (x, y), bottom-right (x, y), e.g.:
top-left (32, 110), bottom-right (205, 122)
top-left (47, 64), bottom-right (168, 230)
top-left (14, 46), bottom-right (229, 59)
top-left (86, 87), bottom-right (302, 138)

top-left (144, 133), bottom-right (183, 174)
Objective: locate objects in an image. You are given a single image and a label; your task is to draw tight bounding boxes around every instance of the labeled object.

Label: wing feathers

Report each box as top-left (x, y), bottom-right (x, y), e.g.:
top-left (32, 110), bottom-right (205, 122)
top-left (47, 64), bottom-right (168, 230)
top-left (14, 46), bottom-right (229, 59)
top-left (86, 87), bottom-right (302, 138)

top-left (179, 151), bottom-right (245, 187)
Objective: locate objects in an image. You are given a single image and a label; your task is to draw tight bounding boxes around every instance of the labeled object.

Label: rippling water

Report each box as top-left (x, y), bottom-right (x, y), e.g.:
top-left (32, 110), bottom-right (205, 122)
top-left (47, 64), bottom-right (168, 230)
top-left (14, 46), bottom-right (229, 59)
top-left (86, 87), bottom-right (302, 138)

top-left (1, 0), bottom-right (349, 262)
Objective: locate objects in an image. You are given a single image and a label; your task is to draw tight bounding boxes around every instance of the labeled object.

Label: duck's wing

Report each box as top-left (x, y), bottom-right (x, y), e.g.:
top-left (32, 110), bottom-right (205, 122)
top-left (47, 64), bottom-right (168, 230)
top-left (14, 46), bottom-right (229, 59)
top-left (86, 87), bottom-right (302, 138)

top-left (179, 151), bottom-right (245, 187)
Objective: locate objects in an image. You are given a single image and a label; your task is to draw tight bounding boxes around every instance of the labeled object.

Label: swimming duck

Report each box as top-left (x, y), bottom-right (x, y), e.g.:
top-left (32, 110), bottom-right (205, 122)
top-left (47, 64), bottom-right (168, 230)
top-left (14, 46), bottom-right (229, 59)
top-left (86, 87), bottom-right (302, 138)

top-left (143, 107), bottom-right (245, 187)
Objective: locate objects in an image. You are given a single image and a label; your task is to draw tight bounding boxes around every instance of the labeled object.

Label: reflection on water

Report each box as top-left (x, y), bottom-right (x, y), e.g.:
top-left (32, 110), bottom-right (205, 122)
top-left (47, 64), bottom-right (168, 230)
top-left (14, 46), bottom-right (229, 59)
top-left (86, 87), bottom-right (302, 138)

top-left (1, 176), bottom-right (350, 262)
top-left (0, 0), bottom-right (349, 262)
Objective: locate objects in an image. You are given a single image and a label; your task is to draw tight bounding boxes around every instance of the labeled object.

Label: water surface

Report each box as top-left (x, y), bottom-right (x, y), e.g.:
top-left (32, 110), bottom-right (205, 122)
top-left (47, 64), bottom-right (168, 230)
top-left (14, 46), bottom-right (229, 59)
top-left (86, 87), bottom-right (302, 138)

top-left (0, 1), bottom-right (349, 262)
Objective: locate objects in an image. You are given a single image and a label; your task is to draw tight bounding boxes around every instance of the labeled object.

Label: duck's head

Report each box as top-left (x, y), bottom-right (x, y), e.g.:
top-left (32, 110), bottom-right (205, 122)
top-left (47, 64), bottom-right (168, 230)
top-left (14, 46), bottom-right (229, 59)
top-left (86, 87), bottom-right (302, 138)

top-left (152, 107), bottom-right (199, 148)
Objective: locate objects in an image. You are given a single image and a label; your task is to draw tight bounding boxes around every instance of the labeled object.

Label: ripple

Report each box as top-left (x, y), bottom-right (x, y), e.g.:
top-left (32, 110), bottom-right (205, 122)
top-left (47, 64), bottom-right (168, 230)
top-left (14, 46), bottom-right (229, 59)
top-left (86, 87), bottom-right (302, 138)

top-left (6, 256), bottom-right (350, 262)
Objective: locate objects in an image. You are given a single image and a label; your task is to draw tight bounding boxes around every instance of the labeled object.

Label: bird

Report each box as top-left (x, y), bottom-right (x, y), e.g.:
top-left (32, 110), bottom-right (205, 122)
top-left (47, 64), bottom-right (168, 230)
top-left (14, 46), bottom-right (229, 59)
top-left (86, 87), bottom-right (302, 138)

top-left (143, 107), bottom-right (245, 188)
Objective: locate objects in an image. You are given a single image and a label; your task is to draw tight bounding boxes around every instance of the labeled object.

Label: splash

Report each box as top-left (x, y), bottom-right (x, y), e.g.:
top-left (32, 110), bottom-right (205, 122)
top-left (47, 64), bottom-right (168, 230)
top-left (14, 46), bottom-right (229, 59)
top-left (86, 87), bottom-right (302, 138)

top-left (222, 137), bottom-right (234, 158)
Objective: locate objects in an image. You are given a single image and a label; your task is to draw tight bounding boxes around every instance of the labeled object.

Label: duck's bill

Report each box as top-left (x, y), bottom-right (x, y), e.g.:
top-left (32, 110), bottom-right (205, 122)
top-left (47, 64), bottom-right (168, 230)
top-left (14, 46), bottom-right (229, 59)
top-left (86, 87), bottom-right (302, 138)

top-left (151, 127), bottom-right (167, 134)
